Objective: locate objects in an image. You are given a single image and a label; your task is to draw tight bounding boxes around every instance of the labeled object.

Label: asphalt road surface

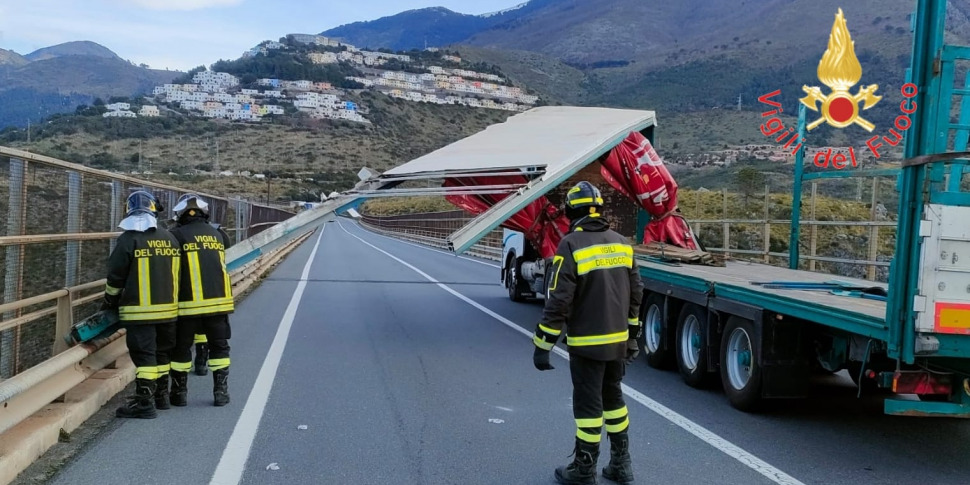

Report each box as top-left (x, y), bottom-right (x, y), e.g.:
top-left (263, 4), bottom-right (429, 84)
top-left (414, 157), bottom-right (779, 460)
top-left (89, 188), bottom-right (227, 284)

top-left (47, 219), bottom-right (970, 485)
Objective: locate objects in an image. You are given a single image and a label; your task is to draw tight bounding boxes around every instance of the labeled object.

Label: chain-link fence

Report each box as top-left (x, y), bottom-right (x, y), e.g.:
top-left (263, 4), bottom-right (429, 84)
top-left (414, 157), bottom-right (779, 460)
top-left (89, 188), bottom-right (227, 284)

top-left (0, 148), bottom-right (295, 380)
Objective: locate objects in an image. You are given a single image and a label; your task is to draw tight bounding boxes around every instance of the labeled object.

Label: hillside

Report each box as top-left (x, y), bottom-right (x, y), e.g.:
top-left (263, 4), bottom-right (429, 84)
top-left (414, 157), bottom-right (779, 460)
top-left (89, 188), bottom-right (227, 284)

top-left (0, 48), bottom-right (28, 66)
top-left (1, 91), bottom-right (514, 201)
top-left (325, 0), bottom-right (970, 144)
top-left (0, 43), bottom-right (180, 129)
top-left (322, 7), bottom-right (494, 51)
top-left (24, 41), bottom-right (120, 62)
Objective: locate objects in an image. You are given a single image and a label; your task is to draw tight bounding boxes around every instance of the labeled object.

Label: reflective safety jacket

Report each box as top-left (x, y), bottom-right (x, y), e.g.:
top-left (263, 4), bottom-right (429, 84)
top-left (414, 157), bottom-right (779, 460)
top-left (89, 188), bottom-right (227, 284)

top-left (170, 218), bottom-right (235, 317)
top-left (533, 216), bottom-right (644, 361)
top-left (106, 227), bottom-right (181, 324)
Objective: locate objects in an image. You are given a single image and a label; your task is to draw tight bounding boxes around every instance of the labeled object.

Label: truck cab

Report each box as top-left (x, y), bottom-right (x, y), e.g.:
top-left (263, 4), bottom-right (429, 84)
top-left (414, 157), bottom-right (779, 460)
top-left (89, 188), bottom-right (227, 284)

top-left (501, 228), bottom-right (548, 301)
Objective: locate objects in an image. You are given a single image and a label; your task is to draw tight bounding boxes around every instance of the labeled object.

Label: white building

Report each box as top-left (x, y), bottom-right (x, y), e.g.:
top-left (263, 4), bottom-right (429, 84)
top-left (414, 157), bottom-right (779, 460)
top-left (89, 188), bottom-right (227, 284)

top-left (103, 110), bottom-right (136, 118)
top-left (139, 105), bottom-right (160, 117)
top-left (106, 102), bottom-right (130, 111)
top-left (309, 52), bottom-right (338, 64)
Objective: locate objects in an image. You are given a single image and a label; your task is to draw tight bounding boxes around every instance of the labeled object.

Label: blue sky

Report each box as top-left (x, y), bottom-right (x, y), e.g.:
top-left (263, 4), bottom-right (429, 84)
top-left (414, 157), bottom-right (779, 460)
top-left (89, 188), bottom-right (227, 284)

top-left (0, 0), bottom-right (523, 71)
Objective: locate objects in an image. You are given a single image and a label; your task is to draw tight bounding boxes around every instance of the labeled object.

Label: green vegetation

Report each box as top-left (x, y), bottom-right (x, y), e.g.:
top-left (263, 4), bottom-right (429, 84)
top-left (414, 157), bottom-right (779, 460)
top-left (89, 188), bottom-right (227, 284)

top-left (210, 51), bottom-right (364, 88)
top-left (361, 196), bottom-right (456, 216)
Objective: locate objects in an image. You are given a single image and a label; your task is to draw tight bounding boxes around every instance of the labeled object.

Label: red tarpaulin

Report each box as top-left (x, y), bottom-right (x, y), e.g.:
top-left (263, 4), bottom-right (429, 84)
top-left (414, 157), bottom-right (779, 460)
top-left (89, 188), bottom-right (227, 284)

top-left (599, 132), bottom-right (699, 249)
top-left (443, 175), bottom-right (570, 259)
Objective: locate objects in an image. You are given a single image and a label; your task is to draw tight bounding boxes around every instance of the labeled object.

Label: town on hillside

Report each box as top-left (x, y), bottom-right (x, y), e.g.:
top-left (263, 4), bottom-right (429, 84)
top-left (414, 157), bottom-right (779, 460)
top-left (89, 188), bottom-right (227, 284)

top-left (114, 33), bottom-right (538, 125)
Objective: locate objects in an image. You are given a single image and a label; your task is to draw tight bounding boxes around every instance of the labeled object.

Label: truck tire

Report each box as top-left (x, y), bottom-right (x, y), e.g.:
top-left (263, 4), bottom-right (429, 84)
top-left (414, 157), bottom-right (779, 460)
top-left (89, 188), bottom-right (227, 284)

top-left (505, 253), bottom-right (529, 302)
top-left (675, 303), bottom-right (711, 388)
top-left (641, 293), bottom-right (674, 370)
top-left (720, 316), bottom-right (763, 412)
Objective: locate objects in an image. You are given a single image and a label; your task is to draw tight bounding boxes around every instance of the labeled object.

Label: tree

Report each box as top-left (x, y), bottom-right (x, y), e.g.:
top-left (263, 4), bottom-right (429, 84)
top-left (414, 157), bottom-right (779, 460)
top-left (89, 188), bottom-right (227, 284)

top-left (735, 166), bottom-right (765, 207)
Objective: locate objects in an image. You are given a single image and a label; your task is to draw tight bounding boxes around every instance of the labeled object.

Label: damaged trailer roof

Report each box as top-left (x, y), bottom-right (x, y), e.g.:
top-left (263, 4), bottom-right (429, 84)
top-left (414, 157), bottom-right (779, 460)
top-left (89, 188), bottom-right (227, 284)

top-left (356, 106), bottom-right (656, 254)
top-left (381, 106), bottom-right (656, 178)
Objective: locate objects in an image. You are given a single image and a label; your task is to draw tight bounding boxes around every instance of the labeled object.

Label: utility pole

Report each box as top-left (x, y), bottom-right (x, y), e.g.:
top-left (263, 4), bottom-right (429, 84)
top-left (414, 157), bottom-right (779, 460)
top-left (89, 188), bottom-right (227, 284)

top-left (214, 138), bottom-right (220, 172)
top-left (138, 140), bottom-right (143, 172)
top-left (26, 119), bottom-right (30, 143)
top-left (737, 94), bottom-right (742, 111)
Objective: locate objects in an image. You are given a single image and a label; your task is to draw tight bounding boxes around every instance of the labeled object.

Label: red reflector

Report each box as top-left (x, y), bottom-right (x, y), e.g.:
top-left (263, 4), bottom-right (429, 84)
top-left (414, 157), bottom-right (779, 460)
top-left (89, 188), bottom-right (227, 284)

top-left (892, 371), bottom-right (952, 396)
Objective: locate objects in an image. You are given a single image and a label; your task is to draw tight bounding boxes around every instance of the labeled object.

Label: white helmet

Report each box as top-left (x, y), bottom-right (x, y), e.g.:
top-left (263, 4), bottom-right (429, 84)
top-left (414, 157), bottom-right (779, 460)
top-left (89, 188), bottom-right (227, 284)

top-left (173, 193), bottom-right (209, 220)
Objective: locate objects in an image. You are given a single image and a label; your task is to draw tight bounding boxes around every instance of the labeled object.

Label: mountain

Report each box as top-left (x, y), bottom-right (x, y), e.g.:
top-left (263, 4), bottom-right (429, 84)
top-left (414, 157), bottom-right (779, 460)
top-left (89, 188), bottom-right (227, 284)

top-left (320, 2), bottom-right (553, 51)
top-left (325, 0), bottom-right (970, 121)
top-left (25, 41), bottom-right (121, 62)
top-left (0, 48), bottom-right (28, 66)
top-left (0, 52), bottom-right (178, 128)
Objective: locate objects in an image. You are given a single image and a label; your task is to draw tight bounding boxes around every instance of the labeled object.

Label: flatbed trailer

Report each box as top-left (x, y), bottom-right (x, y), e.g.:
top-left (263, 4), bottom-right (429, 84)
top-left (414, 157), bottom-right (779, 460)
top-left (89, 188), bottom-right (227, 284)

top-left (346, 0), bottom-right (970, 416)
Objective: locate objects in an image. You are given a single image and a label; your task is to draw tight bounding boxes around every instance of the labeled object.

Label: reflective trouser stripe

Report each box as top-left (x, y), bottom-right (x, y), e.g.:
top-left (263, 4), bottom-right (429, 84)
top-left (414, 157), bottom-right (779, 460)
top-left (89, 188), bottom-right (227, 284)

top-left (156, 364), bottom-right (170, 376)
top-left (605, 406), bottom-right (629, 434)
top-left (209, 358), bottom-right (230, 371)
top-left (576, 417), bottom-right (603, 443)
top-left (171, 361), bottom-right (192, 372)
top-left (606, 418), bottom-right (630, 434)
top-left (136, 366), bottom-right (159, 380)
top-left (194, 333), bottom-right (208, 344)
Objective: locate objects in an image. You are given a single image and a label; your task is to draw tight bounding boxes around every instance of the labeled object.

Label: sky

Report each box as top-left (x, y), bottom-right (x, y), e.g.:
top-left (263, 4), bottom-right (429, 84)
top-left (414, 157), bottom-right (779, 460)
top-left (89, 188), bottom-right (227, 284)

top-left (0, 0), bottom-right (524, 71)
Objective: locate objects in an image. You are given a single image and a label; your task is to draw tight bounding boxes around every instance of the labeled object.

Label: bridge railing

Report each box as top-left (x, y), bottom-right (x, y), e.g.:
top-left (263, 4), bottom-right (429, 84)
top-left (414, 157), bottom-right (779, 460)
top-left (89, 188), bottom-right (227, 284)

top-left (358, 210), bottom-right (503, 261)
top-left (0, 146), bottom-right (348, 483)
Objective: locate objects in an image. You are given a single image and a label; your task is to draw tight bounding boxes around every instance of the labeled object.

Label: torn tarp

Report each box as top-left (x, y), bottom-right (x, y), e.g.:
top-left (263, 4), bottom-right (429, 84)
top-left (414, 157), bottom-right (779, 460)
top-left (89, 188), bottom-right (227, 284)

top-left (600, 132), bottom-right (699, 249)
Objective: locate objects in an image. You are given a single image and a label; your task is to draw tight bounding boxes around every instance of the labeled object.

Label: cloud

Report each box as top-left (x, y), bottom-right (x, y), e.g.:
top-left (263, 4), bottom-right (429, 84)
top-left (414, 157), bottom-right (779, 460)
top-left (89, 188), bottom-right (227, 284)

top-left (126, 0), bottom-right (243, 11)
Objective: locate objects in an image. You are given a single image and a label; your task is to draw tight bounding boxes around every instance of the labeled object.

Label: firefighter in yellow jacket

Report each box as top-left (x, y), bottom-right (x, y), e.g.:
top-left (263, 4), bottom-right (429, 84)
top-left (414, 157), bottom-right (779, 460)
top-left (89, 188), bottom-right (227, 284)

top-left (167, 194), bottom-right (234, 406)
top-left (103, 190), bottom-right (180, 419)
top-left (532, 181), bottom-right (644, 485)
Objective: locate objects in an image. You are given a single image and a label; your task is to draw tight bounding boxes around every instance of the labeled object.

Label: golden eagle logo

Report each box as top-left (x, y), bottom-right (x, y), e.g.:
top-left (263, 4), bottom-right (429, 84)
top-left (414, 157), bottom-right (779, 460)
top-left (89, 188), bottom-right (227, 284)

top-left (800, 8), bottom-right (881, 131)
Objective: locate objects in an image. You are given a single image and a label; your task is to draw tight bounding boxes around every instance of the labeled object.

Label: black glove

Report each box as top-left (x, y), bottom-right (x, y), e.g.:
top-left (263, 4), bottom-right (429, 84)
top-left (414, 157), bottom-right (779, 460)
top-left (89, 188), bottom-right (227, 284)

top-left (100, 293), bottom-right (121, 312)
top-left (625, 339), bottom-right (640, 364)
top-left (533, 347), bottom-right (554, 371)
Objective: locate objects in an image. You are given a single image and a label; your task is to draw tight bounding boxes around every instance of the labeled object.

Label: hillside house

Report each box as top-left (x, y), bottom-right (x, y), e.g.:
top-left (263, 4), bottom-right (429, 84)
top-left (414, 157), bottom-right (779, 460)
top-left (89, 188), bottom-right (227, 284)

top-left (262, 90), bottom-right (284, 98)
top-left (106, 102), bottom-right (130, 111)
top-left (139, 105), bottom-right (160, 117)
top-left (309, 52), bottom-right (338, 64)
top-left (430, 66), bottom-right (445, 75)
top-left (443, 55), bottom-right (461, 63)
top-left (103, 110), bottom-right (136, 118)
top-left (241, 89), bottom-right (259, 95)
top-left (258, 78), bottom-right (281, 88)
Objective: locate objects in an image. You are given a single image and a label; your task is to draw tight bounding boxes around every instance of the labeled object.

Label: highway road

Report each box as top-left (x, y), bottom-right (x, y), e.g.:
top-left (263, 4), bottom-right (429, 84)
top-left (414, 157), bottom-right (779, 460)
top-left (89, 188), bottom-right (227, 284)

top-left (46, 219), bottom-right (970, 485)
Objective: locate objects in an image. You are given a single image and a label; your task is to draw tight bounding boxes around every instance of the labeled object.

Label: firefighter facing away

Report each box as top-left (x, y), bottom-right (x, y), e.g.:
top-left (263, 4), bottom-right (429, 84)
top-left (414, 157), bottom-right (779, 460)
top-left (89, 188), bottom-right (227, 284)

top-left (532, 181), bottom-right (644, 484)
top-left (167, 194), bottom-right (234, 407)
top-left (103, 190), bottom-right (181, 419)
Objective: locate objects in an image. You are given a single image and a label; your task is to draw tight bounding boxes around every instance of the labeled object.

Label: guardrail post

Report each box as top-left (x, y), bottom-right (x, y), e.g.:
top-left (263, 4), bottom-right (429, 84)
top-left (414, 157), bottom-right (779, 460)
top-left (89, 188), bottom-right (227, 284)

top-left (809, 182), bottom-right (818, 272)
top-left (110, 181), bottom-right (123, 252)
top-left (66, 172), bottom-right (82, 289)
top-left (1, 157), bottom-right (27, 379)
top-left (763, 185), bottom-right (771, 263)
top-left (867, 177), bottom-right (880, 281)
top-left (53, 290), bottom-right (73, 356)
top-left (722, 189), bottom-right (730, 259)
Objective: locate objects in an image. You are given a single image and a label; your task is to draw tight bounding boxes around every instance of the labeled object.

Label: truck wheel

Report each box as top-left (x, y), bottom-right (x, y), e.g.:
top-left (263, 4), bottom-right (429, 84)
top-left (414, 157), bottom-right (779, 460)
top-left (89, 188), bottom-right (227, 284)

top-left (676, 303), bottom-right (710, 388)
top-left (641, 294), bottom-right (673, 370)
top-left (720, 316), bottom-right (763, 412)
top-left (505, 253), bottom-right (528, 302)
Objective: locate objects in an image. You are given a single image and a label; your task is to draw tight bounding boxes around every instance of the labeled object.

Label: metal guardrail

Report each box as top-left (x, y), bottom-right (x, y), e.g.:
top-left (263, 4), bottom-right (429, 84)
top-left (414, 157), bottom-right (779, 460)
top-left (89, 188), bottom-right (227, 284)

top-left (358, 212), bottom-right (503, 262)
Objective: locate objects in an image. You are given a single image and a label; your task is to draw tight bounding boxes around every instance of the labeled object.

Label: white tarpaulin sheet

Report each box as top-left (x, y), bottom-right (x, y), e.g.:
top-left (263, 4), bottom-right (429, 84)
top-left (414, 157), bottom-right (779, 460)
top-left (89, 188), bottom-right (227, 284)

top-left (381, 106), bottom-right (656, 179)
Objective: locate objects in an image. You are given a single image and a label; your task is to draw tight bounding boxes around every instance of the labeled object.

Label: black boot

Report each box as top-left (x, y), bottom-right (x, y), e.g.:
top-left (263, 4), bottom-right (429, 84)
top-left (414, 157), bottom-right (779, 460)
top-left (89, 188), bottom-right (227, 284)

top-left (602, 432), bottom-right (633, 483)
top-left (170, 371), bottom-right (188, 407)
top-left (555, 439), bottom-right (599, 485)
top-left (154, 374), bottom-right (170, 410)
top-left (213, 368), bottom-right (230, 406)
top-left (116, 379), bottom-right (157, 419)
top-left (194, 343), bottom-right (209, 376)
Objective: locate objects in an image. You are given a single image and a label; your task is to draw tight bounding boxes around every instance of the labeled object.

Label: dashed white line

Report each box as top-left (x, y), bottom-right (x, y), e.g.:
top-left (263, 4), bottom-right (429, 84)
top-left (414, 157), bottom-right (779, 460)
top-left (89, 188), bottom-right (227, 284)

top-left (340, 221), bottom-right (806, 485)
top-left (209, 225), bottom-right (326, 485)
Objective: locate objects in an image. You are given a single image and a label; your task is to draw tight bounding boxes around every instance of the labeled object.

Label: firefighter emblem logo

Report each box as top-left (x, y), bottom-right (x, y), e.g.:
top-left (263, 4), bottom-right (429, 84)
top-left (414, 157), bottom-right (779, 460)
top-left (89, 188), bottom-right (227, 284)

top-left (800, 8), bottom-right (881, 132)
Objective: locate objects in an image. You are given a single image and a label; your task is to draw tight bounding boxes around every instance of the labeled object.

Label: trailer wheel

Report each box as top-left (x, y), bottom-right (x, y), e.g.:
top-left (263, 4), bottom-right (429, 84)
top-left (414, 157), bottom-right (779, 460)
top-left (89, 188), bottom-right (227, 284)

top-left (720, 316), bottom-right (763, 412)
top-left (675, 303), bottom-right (710, 388)
top-left (505, 253), bottom-right (529, 302)
top-left (641, 294), bottom-right (673, 370)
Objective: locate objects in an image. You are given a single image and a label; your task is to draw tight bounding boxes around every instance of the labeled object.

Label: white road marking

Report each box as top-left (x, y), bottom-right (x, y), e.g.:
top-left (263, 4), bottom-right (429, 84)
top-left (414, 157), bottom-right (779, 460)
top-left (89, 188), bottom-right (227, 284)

top-left (352, 220), bottom-right (501, 269)
top-left (209, 225), bottom-right (326, 485)
top-left (340, 221), bottom-right (806, 485)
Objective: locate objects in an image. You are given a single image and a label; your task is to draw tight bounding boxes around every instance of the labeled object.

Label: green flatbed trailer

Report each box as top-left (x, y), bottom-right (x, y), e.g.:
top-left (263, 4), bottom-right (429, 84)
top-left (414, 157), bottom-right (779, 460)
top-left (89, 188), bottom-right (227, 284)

top-left (633, 0), bottom-right (970, 417)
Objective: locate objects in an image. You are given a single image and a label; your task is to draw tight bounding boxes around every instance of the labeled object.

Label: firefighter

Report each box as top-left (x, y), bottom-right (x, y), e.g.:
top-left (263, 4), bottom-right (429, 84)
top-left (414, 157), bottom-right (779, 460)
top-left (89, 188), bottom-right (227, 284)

top-left (192, 220), bottom-right (231, 376)
top-left (168, 194), bottom-right (234, 407)
top-left (532, 181), bottom-right (644, 485)
top-left (103, 190), bottom-right (180, 419)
